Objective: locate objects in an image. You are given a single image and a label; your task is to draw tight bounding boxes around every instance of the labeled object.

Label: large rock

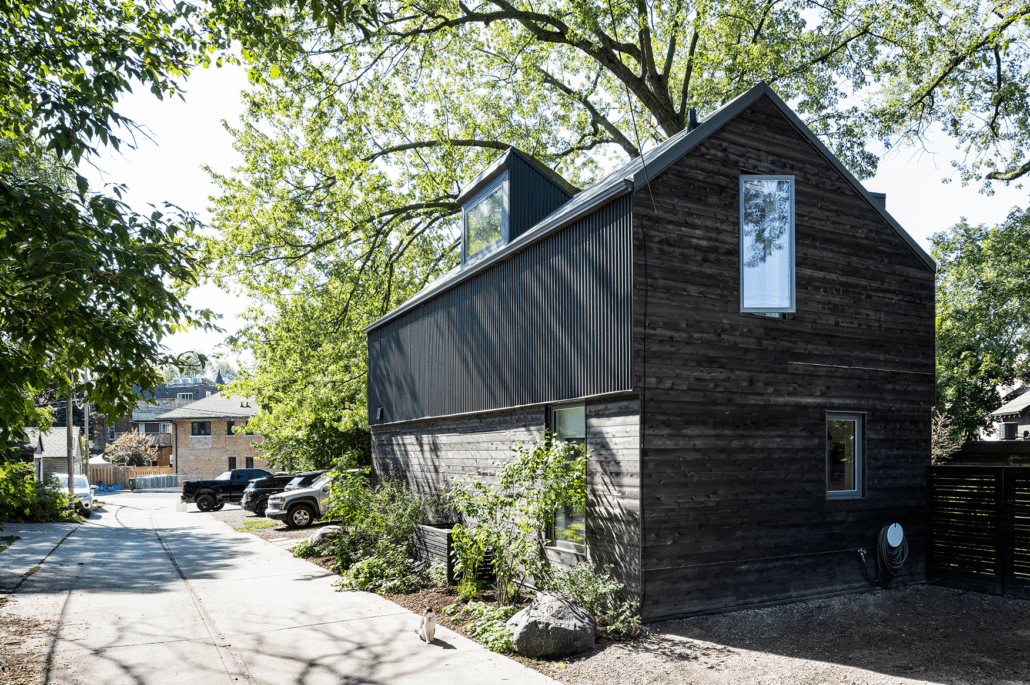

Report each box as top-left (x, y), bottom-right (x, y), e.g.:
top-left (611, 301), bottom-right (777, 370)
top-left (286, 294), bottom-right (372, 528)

top-left (505, 593), bottom-right (596, 657)
top-left (306, 525), bottom-right (342, 547)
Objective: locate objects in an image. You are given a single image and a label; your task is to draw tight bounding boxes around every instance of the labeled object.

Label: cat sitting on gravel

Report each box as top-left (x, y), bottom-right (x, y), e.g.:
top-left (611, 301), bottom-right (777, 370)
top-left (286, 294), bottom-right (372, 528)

top-left (415, 606), bottom-right (436, 643)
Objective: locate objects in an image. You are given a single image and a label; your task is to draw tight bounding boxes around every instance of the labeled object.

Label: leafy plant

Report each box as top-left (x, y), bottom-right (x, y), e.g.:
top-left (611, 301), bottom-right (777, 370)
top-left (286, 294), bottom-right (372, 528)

top-left (931, 409), bottom-right (963, 464)
top-left (548, 562), bottom-right (642, 638)
top-left (428, 562), bottom-right (449, 586)
top-left (0, 463), bottom-right (77, 522)
top-left (444, 602), bottom-right (519, 653)
top-left (450, 436), bottom-right (587, 604)
top-left (336, 549), bottom-right (430, 594)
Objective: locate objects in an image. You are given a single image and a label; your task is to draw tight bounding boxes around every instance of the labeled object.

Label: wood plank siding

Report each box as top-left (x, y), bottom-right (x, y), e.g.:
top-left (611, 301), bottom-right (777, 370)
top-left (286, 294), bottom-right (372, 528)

top-left (372, 398), bottom-right (642, 600)
top-left (632, 95), bottom-right (935, 619)
top-left (367, 194), bottom-right (633, 424)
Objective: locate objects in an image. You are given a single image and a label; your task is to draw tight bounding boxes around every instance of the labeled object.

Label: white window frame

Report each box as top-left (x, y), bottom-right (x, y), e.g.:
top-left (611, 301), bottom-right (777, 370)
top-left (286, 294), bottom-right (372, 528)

top-left (739, 174), bottom-right (796, 314)
top-left (177, 392), bottom-right (194, 401)
top-left (826, 412), bottom-right (863, 500)
top-left (461, 171), bottom-right (509, 266)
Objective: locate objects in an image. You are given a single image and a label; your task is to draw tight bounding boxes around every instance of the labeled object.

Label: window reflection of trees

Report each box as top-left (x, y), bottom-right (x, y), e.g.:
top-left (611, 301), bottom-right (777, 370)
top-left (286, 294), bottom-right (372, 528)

top-left (742, 179), bottom-right (790, 268)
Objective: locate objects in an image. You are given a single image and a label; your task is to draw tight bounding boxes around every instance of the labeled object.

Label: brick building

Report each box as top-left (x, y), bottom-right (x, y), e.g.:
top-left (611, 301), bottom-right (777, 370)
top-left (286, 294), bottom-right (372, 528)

top-left (156, 393), bottom-right (268, 477)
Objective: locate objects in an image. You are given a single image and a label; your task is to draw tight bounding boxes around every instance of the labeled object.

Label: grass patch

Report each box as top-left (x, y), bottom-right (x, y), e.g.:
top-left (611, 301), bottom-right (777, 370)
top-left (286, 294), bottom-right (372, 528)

top-left (232, 519), bottom-right (282, 533)
top-left (0, 535), bottom-right (20, 553)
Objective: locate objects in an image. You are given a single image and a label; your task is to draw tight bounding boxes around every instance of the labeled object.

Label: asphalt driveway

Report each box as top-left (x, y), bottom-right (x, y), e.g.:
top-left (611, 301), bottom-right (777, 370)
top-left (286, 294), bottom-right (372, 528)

top-left (3, 492), bottom-right (555, 685)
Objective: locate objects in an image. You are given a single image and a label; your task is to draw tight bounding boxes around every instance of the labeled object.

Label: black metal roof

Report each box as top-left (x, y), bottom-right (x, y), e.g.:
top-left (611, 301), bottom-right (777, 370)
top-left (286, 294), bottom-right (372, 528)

top-left (365, 82), bottom-right (935, 334)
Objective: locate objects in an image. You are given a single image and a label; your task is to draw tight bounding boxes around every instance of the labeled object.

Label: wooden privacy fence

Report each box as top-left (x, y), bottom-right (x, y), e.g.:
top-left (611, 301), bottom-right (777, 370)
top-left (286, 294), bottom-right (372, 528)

top-left (927, 465), bottom-right (1030, 599)
top-left (87, 465), bottom-right (173, 488)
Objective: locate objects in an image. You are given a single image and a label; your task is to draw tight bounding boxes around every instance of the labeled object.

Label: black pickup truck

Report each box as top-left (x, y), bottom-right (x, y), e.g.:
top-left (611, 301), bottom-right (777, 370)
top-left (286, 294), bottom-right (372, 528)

top-left (181, 469), bottom-right (274, 511)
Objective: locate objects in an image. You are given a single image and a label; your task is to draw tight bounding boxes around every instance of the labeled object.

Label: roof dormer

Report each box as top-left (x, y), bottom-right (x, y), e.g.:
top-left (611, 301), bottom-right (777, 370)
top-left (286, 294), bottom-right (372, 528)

top-left (456, 148), bottom-right (577, 266)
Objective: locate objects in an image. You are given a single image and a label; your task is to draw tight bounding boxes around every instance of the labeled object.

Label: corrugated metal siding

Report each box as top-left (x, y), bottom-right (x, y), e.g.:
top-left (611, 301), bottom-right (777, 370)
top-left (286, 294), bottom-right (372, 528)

top-left (508, 153), bottom-right (575, 241)
top-left (368, 195), bottom-right (633, 424)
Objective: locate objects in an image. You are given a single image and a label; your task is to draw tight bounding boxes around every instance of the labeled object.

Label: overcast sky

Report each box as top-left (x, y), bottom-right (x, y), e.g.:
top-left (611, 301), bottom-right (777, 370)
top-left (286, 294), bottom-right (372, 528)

top-left (81, 63), bottom-right (1029, 361)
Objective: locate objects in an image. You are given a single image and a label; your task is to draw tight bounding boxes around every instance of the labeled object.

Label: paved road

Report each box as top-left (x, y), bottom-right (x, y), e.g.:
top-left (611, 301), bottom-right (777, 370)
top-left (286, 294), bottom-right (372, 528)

top-left (4, 493), bottom-right (555, 685)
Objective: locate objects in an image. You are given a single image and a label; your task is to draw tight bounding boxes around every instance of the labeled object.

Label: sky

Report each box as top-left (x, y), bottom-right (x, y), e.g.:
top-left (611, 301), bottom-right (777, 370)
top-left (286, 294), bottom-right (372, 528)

top-left (82, 64), bottom-right (1029, 361)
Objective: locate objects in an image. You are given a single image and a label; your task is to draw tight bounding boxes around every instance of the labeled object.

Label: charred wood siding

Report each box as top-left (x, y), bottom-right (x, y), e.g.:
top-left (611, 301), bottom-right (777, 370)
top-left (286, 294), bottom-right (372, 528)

top-left (371, 397), bottom-right (642, 600)
top-left (368, 196), bottom-right (633, 424)
top-left (633, 95), bottom-right (935, 619)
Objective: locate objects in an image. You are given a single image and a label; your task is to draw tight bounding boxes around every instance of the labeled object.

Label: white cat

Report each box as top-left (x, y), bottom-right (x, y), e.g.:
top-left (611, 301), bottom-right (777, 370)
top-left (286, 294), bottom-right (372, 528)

top-left (415, 606), bottom-right (436, 643)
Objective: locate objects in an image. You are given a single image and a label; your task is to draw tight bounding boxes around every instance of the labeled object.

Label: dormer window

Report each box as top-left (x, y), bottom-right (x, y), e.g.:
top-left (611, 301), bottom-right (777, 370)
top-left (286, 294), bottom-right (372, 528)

top-left (462, 171), bottom-right (508, 264)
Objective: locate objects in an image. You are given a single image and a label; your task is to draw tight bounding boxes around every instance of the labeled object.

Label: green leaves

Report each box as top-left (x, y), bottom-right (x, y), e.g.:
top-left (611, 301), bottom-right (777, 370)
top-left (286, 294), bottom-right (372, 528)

top-left (933, 209), bottom-right (1030, 439)
top-left (450, 437), bottom-right (588, 605)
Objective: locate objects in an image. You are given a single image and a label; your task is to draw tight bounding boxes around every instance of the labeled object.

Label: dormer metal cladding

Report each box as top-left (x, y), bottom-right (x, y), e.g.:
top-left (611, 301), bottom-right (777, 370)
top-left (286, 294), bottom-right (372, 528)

top-left (457, 148), bottom-right (577, 268)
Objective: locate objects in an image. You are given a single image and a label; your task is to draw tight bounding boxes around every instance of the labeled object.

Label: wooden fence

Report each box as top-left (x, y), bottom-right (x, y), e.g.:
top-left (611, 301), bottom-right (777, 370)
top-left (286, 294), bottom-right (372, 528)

top-left (87, 465), bottom-right (173, 488)
top-left (927, 465), bottom-right (1030, 599)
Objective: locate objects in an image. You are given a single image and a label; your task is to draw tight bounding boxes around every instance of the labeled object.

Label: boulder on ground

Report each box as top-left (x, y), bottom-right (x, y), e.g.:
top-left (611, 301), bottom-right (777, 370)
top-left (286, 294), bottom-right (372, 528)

top-left (306, 525), bottom-right (342, 547)
top-left (505, 592), bottom-right (595, 657)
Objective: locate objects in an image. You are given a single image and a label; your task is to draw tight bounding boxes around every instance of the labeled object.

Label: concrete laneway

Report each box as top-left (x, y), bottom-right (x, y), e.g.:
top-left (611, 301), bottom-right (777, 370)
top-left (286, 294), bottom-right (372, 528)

top-left (3, 493), bottom-right (555, 685)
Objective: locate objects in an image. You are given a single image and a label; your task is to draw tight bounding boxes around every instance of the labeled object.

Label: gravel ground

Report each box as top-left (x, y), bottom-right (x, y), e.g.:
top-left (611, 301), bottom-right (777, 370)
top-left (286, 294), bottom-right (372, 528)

top-left (206, 503), bottom-right (336, 546)
top-left (0, 592), bottom-right (58, 685)
top-left (222, 513), bottom-right (1030, 685)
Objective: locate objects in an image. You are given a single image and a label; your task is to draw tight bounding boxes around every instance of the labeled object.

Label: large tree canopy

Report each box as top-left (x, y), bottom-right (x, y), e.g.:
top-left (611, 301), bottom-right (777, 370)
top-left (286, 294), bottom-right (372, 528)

top-left (933, 210), bottom-right (1030, 440)
top-left (208, 0), bottom-right (1030, 455)
top-left (0, 0), bottom-right (230, 442)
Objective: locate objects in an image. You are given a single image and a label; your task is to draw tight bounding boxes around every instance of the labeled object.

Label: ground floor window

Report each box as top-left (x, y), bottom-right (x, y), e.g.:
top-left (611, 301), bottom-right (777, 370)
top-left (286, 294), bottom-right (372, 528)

top-left (228, 457), bottom-right (237, 470)
top-left (550, 405), bottom-right (586, 551)
top-left (245, 457), bottom-right (254, 469)
top-left (827, 413), bottom-right (863, 499)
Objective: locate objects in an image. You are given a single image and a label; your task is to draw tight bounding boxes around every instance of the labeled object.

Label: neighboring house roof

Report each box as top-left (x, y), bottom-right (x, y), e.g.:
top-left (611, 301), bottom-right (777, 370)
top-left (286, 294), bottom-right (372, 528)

top-left (24, 427), bottom-right (82, 459)
top-left (156, 393), bottom-right (258, 420)
top-left (365, 81), bottom-right (935, 333)
top-left (991, 390), bottom-right (1030, 419)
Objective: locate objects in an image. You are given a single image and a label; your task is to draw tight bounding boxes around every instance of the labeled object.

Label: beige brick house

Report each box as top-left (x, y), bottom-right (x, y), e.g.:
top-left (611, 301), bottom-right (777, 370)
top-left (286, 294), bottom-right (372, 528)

top-left (157, 393), bottom-right (268, 477)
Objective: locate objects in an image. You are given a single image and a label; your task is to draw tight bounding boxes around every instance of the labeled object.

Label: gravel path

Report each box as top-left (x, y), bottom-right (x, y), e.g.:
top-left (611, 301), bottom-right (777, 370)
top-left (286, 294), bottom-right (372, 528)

top-left (216, 512), bottom-right (1030, 685)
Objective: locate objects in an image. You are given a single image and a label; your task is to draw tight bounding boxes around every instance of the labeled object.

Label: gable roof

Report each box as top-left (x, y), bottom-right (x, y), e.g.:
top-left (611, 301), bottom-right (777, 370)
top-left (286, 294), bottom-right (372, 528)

top-left (156, 393), bottom-right (258, 421)
top-left (24, 427), bottom-right (82, 459)
top-left (366, 82), bottom-right (935, 334)
top-left (991, 389), bottom-right (1030, 418)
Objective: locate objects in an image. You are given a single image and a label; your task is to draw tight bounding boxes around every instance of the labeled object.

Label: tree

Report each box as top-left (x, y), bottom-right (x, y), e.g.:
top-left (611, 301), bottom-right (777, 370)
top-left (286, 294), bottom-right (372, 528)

top-left (208, 0), bottom-right (913, 451)
top-left (0, 0), bottom-right (224, 443)
top-left (161, 352), bottom-right (240, 384)
top-left (103, 431), bottom-right (159, 467)
top-left (867, 1), bottom-right (1030, 188)
top-left (933, 209), bottom-right (1030, 439)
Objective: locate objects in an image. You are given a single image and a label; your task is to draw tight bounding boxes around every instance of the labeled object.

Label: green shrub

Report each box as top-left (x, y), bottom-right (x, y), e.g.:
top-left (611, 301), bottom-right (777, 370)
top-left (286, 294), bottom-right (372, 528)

top-left (292, 539), bottom-right (323, 559)
top-left (549, 562), bottom-right (641, 637)
top-left (428, 562), bottom-right (449, 586)
top-left (444, 602), bottom-right (518, 653)
top-left (0, 464), bottom-right (77, 522)
top-left (336, 548), bottom-right (430, 594)
top-left (450, 436), bottom-right (587, 605)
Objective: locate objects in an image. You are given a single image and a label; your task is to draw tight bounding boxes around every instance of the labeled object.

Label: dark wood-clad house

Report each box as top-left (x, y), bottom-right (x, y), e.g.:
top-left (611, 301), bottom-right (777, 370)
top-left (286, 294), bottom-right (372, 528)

top-left (365, 82), bottom-right (936, 620)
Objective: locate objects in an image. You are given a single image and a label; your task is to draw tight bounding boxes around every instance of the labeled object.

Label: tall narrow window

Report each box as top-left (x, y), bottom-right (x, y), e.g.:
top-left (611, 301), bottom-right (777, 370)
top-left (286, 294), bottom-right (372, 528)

top-left (550, 405), bottom-right (586, 551)
top-left (462, 173), bottom-right (508, 264)
top-left (740, 175), bottom-right (795, 313)
top-left (827, 413), bottom-right (863, 499)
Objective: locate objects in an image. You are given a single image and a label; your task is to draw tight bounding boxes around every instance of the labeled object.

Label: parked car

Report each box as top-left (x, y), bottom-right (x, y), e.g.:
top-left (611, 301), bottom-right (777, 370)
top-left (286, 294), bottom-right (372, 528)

top-left (241, 474), bottom-right (295, 517)
top-left (53, 473), bottom-right (96, 517)
top-left (265, 471), bottom-right (334, 528)
top-left (180, 468), bottom-right (274, 512)
top-left (283, 470), bottom-right (327, 492)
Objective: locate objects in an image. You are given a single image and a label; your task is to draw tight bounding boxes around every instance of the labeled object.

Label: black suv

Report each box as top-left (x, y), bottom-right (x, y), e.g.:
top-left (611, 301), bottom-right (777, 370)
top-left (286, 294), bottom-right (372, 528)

top-left (241, 474), bottom-right (294, 517)
top-left (283, 470), bottom-right (327, 491)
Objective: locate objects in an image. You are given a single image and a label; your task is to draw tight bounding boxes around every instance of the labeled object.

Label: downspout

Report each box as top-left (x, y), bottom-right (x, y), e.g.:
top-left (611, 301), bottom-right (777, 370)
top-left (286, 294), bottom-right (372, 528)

top-left (174, 421), bottom-right (178, 475)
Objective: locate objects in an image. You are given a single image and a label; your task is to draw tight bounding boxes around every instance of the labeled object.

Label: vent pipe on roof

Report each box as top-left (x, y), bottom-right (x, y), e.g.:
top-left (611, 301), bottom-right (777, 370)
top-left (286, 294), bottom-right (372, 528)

top-left (687, 108), bottom-right (699, 132)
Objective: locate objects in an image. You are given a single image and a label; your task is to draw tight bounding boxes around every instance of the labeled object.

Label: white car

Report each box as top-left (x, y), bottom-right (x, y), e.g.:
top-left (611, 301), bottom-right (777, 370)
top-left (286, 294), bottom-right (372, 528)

top-left (53, 474), bottom-right (96, 517)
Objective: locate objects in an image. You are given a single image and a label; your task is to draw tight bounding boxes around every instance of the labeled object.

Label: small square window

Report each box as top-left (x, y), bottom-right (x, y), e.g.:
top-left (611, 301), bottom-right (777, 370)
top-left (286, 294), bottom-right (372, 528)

top-left (191, 421), bottom-right (211, 436)
top-left (740, 175), bottom-right (795, 313)
top-left (827, 413), bottom-right (863, 499)
top-left (462, 173), bottom-right (508, 264)
top-left (549, 405), bottom-right (586, 551)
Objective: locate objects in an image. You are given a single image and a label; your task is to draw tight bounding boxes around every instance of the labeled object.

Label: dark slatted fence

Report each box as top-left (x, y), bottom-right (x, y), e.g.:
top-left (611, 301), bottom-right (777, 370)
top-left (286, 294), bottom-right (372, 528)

top-left (927, 465), bottom-right (1030, 599)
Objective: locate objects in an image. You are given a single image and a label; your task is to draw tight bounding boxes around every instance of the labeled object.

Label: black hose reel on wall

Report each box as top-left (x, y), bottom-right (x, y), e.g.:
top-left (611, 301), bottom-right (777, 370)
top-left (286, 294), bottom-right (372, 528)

top-left (858, 523), bottom-right (909, 589)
